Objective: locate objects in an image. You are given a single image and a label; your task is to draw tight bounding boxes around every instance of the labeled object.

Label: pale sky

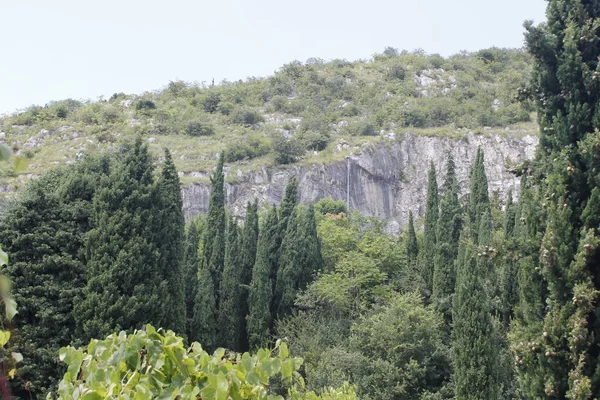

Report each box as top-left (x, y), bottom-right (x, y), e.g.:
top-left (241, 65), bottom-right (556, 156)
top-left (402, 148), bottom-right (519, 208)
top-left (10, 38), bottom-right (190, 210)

top-left (1, 0), bottom-right (547, 115)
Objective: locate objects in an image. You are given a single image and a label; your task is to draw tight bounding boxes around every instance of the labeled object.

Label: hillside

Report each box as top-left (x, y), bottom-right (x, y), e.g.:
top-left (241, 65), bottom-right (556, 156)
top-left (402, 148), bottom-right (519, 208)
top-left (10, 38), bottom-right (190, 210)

top-left (0, 47), bottom-right (537, 198)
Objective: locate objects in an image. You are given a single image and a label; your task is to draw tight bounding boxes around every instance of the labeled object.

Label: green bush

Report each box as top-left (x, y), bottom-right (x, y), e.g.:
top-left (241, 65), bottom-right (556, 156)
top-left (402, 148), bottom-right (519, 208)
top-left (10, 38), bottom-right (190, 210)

top-left (225, 136), bottom-right (271, 162)
top-left (297, 130), bottom-right (330, 151)
top-left (340, 104), bottom-right (360, 117)
top-left (315, 197), bottom-right (347, 215)
top-left (271, 95), bottom-right (288, 112)
top-left (185, 120), bottom-right (215, 136)
top-left (135, 100), bottom-right (156, 111)
top-left (202, 91), bottom-right (221, 113)
top-left (272, 133), bottom-right (304, 164)
top-left (231, 107), bottom-right (264, 126)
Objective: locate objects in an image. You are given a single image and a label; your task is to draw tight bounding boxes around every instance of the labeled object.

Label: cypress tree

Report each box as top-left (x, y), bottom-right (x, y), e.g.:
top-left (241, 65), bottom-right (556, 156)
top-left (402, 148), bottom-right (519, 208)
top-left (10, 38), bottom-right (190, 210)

top-left (201, 153), bottom-right (226, 299)
top-left (510, 2), bottom-right (600, 397)
top-left (241, 200), bottom-right (259, 288)
top-left (275, 205), bottom-right (324, 318)
top-left (422, 161), bottom-right (439, 294)
top-left (76, 137), bottom-right (166, 341)
top-left (503, 189), bottom-right (516, 240)
top-left (239, 200), bottom-right (259, 350)
top-left (453, 212), bottom-right (499, 400)
top-left (157, 148), bottom-right (186, 334)
top-left (191, 262), bottom-right (217, 350)
top-left (500, 190), bottom-right (519, 327)
top-left (0, 157), bottom-right (107, 398)
top-left (247, 206), bottom-right (278, 349)
top-left (183, 222), bottom-right (200, 340)
top-left (278, 178), bottom-right (299, 241)
top-left (432, 155), bottom-right (462, 321)
top-left (406, 211), bottom-right (419, 263)
top-left (467, 147), bottom-right (490, 244)
top-left (217, 215), bottom-right (244, 351)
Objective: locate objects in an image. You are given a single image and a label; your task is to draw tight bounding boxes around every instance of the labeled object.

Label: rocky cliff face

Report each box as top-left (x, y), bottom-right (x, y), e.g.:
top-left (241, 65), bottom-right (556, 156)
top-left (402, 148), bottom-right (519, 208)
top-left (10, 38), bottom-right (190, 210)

top-left (181, 132), bottom-right (538, 234)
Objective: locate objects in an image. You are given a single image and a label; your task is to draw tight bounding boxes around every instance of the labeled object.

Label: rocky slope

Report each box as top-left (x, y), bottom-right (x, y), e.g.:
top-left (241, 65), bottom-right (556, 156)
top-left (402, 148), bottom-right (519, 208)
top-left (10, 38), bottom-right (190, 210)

top-left (182, 131), bottom-right (538, 234)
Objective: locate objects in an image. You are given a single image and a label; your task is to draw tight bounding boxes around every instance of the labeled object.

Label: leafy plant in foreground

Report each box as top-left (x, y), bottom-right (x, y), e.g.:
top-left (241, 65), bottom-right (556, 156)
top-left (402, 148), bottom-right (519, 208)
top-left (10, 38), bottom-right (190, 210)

top-left (54, 325), bottom-right (357, 399)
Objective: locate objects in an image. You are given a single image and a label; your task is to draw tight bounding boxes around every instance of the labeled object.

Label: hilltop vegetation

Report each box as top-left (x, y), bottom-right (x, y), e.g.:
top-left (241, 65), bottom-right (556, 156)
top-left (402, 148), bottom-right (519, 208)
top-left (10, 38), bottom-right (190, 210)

top-left (0, 48), bottom-right (536, 193)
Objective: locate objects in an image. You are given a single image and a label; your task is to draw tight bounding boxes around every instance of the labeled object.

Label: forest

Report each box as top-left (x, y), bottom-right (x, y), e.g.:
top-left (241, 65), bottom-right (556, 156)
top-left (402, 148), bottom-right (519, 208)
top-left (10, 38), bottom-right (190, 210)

top-left (2, 0), bottom-right (600, 399)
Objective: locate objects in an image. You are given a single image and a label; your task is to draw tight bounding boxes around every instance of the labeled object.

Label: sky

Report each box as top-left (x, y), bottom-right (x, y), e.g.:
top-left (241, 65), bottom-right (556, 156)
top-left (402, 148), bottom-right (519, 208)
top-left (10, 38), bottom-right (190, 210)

top-left (0, 0), bottom-right (548, 115)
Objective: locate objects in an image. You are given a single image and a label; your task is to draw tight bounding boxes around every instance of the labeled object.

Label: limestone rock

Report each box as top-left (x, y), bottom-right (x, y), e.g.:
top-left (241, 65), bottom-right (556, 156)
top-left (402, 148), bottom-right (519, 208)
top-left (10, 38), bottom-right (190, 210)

top-left (181, 132), bottom-right (538, 234)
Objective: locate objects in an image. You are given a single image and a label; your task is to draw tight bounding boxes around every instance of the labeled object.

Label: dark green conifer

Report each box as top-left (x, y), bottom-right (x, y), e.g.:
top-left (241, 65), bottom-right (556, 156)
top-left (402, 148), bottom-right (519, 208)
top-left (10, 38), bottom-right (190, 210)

top-left (406, 211), bottom-right (419, 263)
top-left (0, 157), bottom-right (107, 398)
top-left (77, 137), bottom-right (166, 341)
top-left (422, 161), bottom-right (439, 293)
top-left (247, 206), bottom-right (278, 349)
top-left (191, 262), bottom-right (217, 350)
top-left (467, 147), bottom-right (490, 244)
top-left (453, 213), bottom-right (499, 400)
top-left (239, 200), bottom-right (259, 350)
top-left (510, 2), bottom-right (600, 397)
top-left (201, 153), bottom-right (226, 297)
top-left (278, 178), bottom-right (299, 240)
top-left (275, 205), bottom-right (324, 317)
top-left (157, 148), bottom-right (186, 334)
top-left (183, 222), bottom-right (200, 340)
top-left (432, 155), bottom-right (461, 321)
top-left (217, 215), bottom-right (244, 350)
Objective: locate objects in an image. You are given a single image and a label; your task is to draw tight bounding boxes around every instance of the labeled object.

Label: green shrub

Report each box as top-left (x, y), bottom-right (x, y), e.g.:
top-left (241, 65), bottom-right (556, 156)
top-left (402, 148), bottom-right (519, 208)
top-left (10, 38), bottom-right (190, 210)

top-left (272, 133), bottom-right (304, 164)
top-left (271, 95), bottom-right (288, 112)
top-left (202, 91), bottom-right (221, 113)
top-left (386, 64), bottom-right (406, 81)
top-left (231, 107), bottom-right (264, 126)
top-left (347, 121), bottom-right (377, 136)
top-left (315, 197), bottom-right (347, 215)
top-left (297, 130), bottom-right (330, 151)
top-left (340, 104), bottom-right (360, 117)
top-left (100, 105), bottom-right (123, 124)
top-left (217, 101), bottom-right (234, 116)
top-left (185, 120), bottom-right (215, 136)
top-left (225, 136), bottom-right (271, 162)
top-left (135, 99), bottom-right (156, 111)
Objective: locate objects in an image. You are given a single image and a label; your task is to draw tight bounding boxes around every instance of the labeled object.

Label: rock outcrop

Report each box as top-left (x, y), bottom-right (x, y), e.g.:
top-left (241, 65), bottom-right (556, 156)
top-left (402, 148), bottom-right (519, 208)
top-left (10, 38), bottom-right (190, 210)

top-left (182, 132), bottom-right (538, 234)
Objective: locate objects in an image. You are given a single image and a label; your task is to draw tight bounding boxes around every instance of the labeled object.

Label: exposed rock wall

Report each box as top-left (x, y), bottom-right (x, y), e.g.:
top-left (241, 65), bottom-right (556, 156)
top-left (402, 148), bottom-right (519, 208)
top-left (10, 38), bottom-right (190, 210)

top-left (182, 133), bottom-right (538, 234)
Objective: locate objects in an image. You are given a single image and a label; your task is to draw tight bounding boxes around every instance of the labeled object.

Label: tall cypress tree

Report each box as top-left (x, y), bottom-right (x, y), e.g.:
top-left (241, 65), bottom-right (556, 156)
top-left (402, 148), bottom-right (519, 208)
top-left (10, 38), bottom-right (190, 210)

top-left (0, 157), bottom-right (108, 398)
top-left (500, 190), bottom-right (519, 328)
top-left (467, 147), bottom-right (490, 244)
top-left (511, 2), bottom-right (600, 397)
top-left (241, 201), bottom-right (259, 288)
top-left (247, 206), bottom-right (278, 349)
top-left (453, 212), bottom-right (499, 400)
top-left (240, 200), bottom-right (259, 350)
top-left (157, 148), bottom-right (186, 334)
top-left (76, 137), bottom-right (166, 341)
top-left (275, 205), bottom-right (324, 318)
top-left (406, 211), bottom-right (419, 263)
top-left (278, 178), bottom-right (299, 241)
top-left (422, 161), bottom-right (439, 294)
top-left (201, 153), bottom-right (226, 299)
top-left (217, 215), bottom-right (244, 351)
top-left (432, 155), bottom-right (462, 321)
top-left (183, 222), bottom-right (200, 340)
top-left (191, 262), bottom-right (217, 350)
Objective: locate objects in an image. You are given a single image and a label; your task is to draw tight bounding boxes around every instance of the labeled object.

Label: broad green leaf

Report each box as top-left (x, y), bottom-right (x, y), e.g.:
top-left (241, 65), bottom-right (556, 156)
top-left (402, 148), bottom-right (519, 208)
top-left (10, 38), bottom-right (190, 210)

top-left (0, 330), bottom-right (10, 347)
top-left (11, 352), bottom-right (23, 363)
top-left (80, 390), bottom-right (103, 400)
top-left (0, 248), bottom-right (7, 266)
top-left (4, 295), bottom-right (17, 321)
